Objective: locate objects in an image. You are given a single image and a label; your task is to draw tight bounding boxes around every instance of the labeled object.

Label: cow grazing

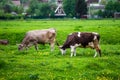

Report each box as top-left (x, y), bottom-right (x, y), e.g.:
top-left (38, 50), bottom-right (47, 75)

top-left (18, 28), bottom-right (56, 51)
top-left (57, 32), bottom-right (101, 57)
top-left (0, 40), bottom-right (9, 45)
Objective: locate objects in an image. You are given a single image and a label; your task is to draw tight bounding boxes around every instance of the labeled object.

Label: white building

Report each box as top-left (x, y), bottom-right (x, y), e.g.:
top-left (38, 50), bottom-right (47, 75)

top-left (86, 0), bottom-right (105, 18)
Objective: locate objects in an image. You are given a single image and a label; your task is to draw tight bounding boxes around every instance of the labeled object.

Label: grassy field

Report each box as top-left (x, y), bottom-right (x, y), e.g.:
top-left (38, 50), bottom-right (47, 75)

top-left (0, 19), bottom-right (120, 80)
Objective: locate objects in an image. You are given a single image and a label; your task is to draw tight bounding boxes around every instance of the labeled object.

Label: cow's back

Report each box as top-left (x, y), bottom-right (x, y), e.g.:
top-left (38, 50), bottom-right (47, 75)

top-left (77, 32), bottom-right (94, 43)
top-left (62, 32), bottom-right (99, 48)
top-left (76, 32), bottom-right (100, 47)
top-left (25, 28), bottom-right (56, 43)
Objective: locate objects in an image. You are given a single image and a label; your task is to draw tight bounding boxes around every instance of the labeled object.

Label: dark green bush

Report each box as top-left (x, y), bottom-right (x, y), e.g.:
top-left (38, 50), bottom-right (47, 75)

top-left (0, 13), bottom-right (24, 20)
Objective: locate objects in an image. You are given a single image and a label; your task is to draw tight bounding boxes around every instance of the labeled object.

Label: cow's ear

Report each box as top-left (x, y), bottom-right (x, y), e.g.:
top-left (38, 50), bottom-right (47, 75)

top-left (59, 46), bottom-right (62, 49)
top-left (17, 44), bottom-right (23, 47)
top-left (21, 44), bottom-right (24, 47)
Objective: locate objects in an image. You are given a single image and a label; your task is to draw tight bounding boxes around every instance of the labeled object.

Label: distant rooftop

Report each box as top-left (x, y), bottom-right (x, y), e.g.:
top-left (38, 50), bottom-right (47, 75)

top-left (86, 0), bottom-right (100, 3)
top-left (12, 0), bottom-right (20, 6)
top-left (89, 4), bottom-right (105, 9)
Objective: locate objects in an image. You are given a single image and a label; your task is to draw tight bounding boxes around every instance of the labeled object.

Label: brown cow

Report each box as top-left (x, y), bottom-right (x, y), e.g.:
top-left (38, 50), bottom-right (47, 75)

top-left (0, 40), bottom-right (9, 45)
top-left (18, 28), bottom-right (56, 51)
top-left (57, 32), bottom-right (101, 57)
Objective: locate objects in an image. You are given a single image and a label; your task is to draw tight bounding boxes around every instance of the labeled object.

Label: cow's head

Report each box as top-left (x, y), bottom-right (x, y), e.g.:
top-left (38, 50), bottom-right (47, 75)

top-left (56, 41), bottom-right (66, 55)
top-left (18, 44), bottom-right (24, 51)
top-left (59, 46), bottom-right (66, 55)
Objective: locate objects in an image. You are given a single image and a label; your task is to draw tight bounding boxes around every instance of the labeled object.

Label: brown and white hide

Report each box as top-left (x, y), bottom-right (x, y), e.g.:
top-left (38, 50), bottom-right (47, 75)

top-left (58, 32), bottom-right (101, 57)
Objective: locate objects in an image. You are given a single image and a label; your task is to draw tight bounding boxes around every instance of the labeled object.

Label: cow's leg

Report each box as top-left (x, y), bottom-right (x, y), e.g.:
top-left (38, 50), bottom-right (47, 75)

top-left (60, 49), bottom-right (66, 55)
top-left (70, 46), bottom-right (75, 57)
top-left (94, 45), bottom-right (101, 57)
top-left (94, 49), bottom-right (98, 57)
top-left (25, 43), bottom-right (29, 50)
top-left (93, 40), bottom-right (101, 57)
top-left (50, 42), bottom-right (54, 52)
top-left (50, 39), bottom-right (55, 52)
top-left (97, 47), bottom-right (101, 57)
top-left (49, 42), bottom-right (54, 52)
top-left (74, 48), bottom-right (76, 56)
top-left (25, 44), bottom-right (31, 50)
top-left (35, 44), bottom-right (38, 51)
top-left (99, 49), bottom-right (101, 57)
top-left (33, 41), bottom-right (38, 51)
top-left (25, 46), bottom-right (28, 50)
top-left (34, 44), bottom-right (38, 51)
top-left (94, 48), bottom-right (101, 57)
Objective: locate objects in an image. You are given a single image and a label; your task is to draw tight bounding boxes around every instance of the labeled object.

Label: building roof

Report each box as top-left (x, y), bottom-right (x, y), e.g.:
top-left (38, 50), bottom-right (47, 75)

top-left (12, 0), bottom-right (20, 6)
top-left (89, 4), bottom-right (105, 9)
top-left (38, 0), bottom-right (48, 2)
top-left (86, 0), bottom-right (100, 3)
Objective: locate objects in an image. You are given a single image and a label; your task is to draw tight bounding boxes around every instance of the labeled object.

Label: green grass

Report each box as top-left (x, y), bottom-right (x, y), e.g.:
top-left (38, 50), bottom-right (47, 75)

top-left (0, 19), bottom-right (120, 80)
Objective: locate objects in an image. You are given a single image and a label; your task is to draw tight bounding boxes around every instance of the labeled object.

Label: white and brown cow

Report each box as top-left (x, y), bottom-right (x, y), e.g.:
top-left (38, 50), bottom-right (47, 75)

top-left (18, 28), bottom-right (56, 51)
top-left (57, 32), bottom-right (101, 57)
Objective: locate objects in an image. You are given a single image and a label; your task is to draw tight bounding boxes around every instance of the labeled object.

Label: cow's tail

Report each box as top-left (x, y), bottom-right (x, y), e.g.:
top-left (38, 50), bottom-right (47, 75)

top-left (56, 41), bottom-right (60, 46)
top-left (56, 41), bottom-right (62, 49)
top-left (97, 34), bottom-right (100, 41)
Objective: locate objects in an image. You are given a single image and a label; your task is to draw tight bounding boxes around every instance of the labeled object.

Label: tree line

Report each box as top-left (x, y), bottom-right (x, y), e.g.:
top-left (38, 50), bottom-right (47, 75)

top-left (0, 0), bottom-right (120, 19)
top-left (98, 0), bottom-right (120, 18)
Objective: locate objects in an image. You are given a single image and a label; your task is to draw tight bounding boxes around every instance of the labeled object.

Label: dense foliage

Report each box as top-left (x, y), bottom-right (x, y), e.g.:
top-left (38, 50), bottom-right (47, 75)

top-left (75, 0), bottom-right (87, 18)
top-left (63, 0), bottom-right (77, 17)
top-left (0, 0), bottom-right (120, 19)
top-left (27, 0), bottom-right (56, 18)
top-left (98, 0), bottom-right (120, 18)
top-left (0, 0), bottom-right (56, 19)
top-left (63, 0), bottom-right (87, 18)
top-left (0, 0), bottom-right (24, 19)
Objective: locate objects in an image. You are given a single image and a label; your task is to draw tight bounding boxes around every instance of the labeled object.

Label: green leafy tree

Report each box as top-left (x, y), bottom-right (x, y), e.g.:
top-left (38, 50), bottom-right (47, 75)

top-left (28, 0), bottom-right (55, 18)
top-left (97, 10), bottom-right (103, 17)
top-left (97, 0), bottom-right (120, 18)
top-left (75, 0), bottom-right (87, 18)
top-left (100, 0), bottom-right (107, 5)
top-left (112, 1), bottom-right (120, 12)
top-left (105, 1), bottom-right (114, 11)
top-left (29, 0), bottom-right (39, 14)
top-left (105, 1), bottom-right (120, 18)
top-left (0, 0), bottom-right (13, 13)
top-left (63, 0), bottom-right (77, 17)
top-left (63, 0), bottom-right (87, 18)
top-left (13, 6), bottom-right (24, 14)
top-left (40, 3), bottom-right (51, 17)
top-left (3, 4), bottom-right (12, 13)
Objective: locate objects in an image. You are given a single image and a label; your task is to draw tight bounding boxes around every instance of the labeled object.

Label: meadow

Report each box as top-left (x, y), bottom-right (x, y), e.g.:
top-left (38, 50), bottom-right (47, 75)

top-left (0, 19), bottom-right (120, 80)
